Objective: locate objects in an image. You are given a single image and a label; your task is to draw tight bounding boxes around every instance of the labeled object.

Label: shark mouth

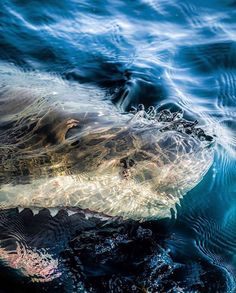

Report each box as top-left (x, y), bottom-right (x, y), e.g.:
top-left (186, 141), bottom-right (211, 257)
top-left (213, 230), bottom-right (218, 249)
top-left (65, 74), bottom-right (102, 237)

top-left (0, 207), bottom-right (231, 293)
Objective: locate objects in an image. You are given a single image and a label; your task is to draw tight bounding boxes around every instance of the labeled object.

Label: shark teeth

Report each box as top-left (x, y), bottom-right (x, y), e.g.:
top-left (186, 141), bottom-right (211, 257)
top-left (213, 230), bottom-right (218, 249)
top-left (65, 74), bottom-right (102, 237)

top-left (15, 206), bottom-right (115, 220)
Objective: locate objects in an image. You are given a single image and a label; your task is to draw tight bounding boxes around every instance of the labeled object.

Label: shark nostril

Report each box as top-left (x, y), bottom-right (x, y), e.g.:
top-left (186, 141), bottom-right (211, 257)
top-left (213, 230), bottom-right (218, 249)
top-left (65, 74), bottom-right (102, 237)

top-left (120, 158), bottom-right (136, 169)
top-left (128, 159), bottom-right (135, 167)
top-left (120, 158), bottom-right (128, 168)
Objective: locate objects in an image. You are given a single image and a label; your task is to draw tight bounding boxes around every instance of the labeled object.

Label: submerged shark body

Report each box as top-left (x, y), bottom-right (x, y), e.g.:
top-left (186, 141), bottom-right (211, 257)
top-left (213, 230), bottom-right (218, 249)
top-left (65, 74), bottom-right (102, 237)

top-left (0, 63), bottom-right (219, 291)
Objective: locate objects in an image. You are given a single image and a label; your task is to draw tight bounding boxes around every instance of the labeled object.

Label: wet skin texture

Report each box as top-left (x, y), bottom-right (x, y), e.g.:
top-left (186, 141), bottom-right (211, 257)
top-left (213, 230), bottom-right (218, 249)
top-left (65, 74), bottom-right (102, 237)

top-left (0, 101), bottom-right (214, 219)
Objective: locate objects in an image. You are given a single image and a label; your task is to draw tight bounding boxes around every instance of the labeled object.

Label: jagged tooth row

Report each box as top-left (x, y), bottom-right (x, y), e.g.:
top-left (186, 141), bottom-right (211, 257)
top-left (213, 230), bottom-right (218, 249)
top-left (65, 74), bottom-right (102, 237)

top-left (130, 104), bottom-right (214, 142)
top-left (17, 207), bottom-right (114, 221)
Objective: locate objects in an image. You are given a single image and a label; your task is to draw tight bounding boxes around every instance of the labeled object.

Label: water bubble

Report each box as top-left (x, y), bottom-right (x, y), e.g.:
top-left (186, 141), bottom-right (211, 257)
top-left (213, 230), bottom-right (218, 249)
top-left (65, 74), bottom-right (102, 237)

top-left (157, 109), bottom-right (173, 122)
top-left (147, 105), bottom-right (157, 119)
top-left (138, 104), bottom-right (145, 111)
top-left (173, 110), bottom-right (184, 121)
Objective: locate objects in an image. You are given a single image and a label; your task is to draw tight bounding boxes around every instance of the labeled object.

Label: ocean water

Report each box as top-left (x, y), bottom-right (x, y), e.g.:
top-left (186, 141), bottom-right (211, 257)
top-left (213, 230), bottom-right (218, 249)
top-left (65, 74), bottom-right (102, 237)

top-left (0, 0), bottom-right (236, 292)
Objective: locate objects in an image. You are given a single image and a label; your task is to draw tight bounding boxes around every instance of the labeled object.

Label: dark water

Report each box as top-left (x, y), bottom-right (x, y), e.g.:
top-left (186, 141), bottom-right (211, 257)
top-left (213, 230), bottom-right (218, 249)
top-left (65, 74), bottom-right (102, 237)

top-left (1, 0), bottom-right (236, 292)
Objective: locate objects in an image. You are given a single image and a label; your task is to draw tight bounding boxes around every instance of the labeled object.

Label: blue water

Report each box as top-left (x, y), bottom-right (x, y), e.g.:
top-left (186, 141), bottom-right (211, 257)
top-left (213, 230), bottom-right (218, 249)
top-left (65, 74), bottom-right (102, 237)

top-left (1, 0), bottom-right (236, 292)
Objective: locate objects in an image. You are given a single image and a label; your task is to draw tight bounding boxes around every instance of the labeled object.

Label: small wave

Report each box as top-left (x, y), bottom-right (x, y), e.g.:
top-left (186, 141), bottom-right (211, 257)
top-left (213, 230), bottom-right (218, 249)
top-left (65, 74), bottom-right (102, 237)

top-left (1, 0), bottom-right (236, 291)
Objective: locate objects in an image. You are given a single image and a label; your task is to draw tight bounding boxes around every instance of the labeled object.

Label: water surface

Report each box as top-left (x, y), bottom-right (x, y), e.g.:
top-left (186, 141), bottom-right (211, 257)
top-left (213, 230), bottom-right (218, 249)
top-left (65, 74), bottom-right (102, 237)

top-left (1, 0), bottom-right (236, 292)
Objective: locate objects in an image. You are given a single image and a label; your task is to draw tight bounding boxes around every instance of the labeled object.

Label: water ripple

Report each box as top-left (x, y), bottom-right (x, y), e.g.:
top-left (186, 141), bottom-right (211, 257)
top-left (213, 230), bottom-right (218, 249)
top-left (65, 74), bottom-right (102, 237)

top-left (1, 0), bottom-right (236, 291)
